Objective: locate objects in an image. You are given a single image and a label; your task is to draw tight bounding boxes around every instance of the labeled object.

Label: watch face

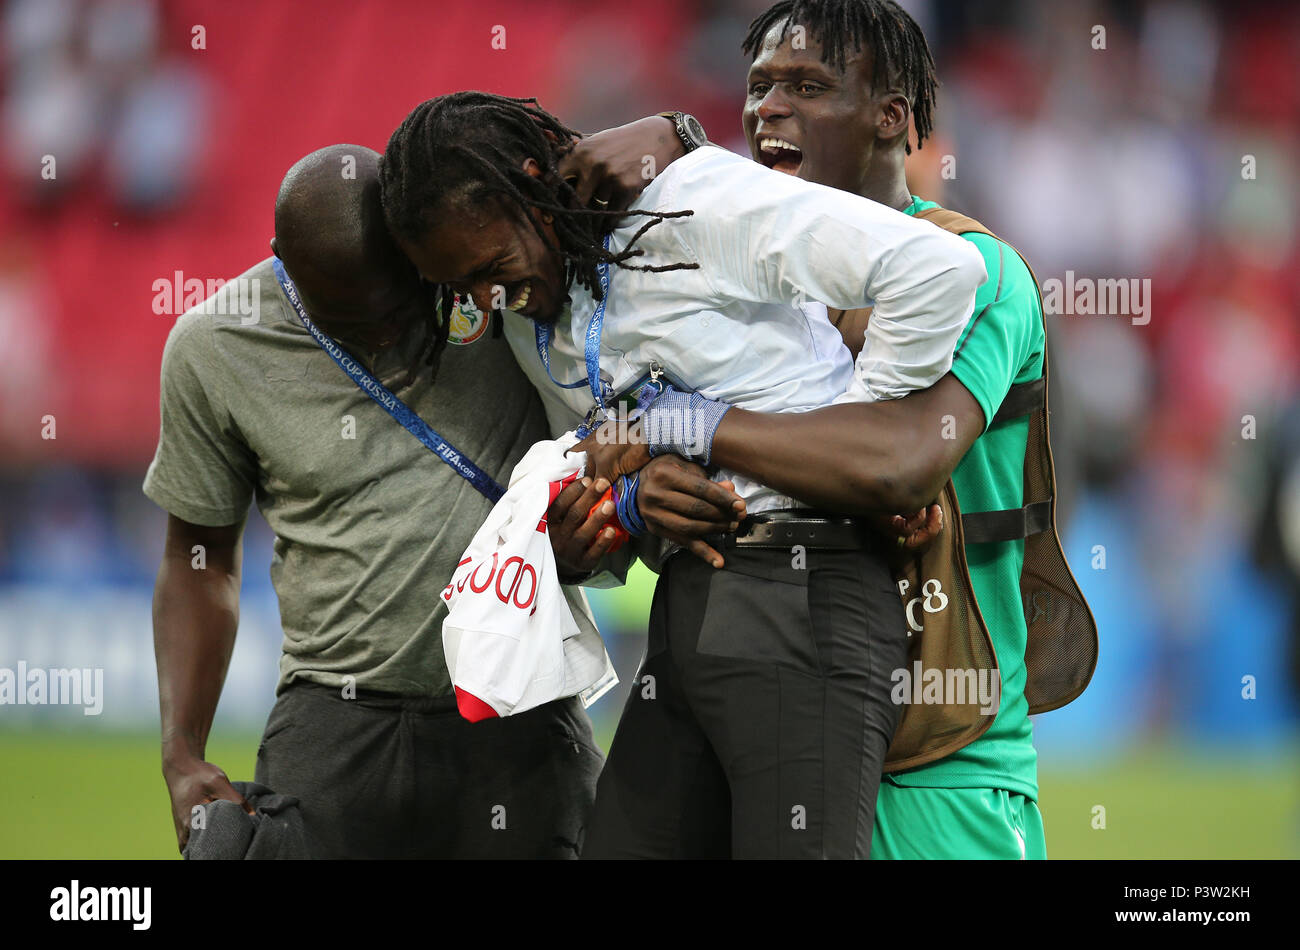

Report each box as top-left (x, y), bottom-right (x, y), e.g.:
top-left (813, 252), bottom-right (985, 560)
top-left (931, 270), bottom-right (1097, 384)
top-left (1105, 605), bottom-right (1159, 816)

top-left (684, 115), bottom-right (707, 146)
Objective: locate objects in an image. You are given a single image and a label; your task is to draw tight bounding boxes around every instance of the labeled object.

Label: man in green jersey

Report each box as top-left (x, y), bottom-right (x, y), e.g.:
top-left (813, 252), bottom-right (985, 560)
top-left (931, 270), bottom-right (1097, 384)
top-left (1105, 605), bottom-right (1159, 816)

top-left (580, 0), bottom-right (1051, 858)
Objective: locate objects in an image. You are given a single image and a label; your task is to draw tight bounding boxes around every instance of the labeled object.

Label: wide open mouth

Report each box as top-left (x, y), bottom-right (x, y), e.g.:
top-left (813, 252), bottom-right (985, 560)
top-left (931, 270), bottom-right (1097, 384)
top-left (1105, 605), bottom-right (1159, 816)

top-left (756, 135), bottom-right (803, 175)
top-left (506, 281), bottom-right (533, 314)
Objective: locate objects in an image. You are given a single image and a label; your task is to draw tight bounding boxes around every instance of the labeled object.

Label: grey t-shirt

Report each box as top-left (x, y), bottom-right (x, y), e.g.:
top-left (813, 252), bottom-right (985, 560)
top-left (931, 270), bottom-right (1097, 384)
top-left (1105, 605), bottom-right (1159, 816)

top-left (143, 257), bottom-right (598, 697)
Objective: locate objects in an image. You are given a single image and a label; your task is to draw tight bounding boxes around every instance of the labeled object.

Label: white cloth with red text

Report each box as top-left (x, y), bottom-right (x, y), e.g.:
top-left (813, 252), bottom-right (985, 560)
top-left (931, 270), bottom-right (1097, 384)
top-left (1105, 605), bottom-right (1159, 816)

top-left (441, 432), bottom-right (618, 721)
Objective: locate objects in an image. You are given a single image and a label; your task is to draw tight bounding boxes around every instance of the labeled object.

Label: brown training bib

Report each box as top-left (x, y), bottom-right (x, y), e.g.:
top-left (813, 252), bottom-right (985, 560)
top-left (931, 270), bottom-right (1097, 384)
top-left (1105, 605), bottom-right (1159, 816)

top-left (883, 207), bottom-right (1098, 772)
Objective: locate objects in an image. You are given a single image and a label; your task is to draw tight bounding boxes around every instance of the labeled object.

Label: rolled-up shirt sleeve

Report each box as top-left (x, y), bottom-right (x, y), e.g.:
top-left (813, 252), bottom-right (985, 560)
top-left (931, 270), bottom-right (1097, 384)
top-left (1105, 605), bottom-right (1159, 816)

top-left (838, 231), bottom-right (987, 402)
top-left (661, 149), bottom-right (987, 402)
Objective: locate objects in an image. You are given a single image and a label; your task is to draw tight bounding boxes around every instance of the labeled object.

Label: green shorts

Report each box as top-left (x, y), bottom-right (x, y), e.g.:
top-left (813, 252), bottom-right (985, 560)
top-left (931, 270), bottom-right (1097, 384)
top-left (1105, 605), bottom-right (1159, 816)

top-left (871, 779), bottom-right (1047, 859)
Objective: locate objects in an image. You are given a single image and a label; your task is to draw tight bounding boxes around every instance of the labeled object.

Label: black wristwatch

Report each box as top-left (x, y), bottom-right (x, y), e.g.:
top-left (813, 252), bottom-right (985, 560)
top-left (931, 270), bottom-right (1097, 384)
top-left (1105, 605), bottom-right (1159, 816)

top-left (659, 111), bottom-right (709, 153)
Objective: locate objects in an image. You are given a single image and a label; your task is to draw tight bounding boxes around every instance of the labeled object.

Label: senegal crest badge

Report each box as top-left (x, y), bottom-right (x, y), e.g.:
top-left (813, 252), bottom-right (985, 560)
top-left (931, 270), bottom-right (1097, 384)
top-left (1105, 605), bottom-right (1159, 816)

top-left (447, 295), bottom-right (489, 346)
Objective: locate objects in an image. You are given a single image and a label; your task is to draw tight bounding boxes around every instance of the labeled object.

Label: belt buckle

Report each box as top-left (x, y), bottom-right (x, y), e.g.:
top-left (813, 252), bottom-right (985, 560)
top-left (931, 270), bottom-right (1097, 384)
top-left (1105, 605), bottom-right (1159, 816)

top-left (733, 517), bottom-right (782, 546)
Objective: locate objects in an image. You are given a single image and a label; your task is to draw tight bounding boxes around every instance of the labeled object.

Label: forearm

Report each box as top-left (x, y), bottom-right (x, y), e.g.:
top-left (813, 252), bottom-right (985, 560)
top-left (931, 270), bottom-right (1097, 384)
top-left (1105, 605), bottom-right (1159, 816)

top-left (710, 403), bottom-right (939, 515)
top-left (153, 553), bottom-right (240, 767)
top-left (591, 114), bottom-right (686, 173)
top-left (645, 114), bottom-right (688, 168)
top-left (558, 114), bottom-right (689, 210)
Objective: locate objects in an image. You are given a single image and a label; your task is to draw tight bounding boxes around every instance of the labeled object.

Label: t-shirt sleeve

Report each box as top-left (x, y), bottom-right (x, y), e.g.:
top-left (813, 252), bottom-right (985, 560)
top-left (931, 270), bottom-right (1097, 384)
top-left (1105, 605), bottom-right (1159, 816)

top-left (142, 312), bottom-right (257, 526)
top-left (948, 233), bottom-right (1044, 431)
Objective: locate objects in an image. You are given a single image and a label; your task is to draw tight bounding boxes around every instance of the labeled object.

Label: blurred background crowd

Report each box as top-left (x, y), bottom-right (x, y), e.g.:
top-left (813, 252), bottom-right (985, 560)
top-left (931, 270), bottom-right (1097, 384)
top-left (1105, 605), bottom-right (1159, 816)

top-left (0, 0), bottom-right (1296, 857)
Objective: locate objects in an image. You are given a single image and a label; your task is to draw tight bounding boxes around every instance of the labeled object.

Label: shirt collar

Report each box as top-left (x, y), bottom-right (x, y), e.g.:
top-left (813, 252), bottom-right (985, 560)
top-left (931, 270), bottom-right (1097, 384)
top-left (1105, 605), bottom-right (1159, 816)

top-left (902, 194), bottom-right (929, 217)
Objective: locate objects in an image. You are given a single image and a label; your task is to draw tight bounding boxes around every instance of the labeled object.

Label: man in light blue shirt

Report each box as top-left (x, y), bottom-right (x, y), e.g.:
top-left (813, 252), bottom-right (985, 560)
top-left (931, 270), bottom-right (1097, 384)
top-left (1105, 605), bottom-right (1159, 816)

top-left (379, 91), bottom-right (986, 858)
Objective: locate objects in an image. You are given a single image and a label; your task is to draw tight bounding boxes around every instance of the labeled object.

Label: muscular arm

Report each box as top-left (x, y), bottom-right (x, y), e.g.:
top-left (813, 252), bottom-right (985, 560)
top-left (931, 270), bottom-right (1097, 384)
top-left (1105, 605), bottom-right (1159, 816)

top-left (153, 514), bottom-right (251, 848)
top-left (155, 515), bottom-right (242, 762)
top-left (709, 373), bottom-right (985, 515)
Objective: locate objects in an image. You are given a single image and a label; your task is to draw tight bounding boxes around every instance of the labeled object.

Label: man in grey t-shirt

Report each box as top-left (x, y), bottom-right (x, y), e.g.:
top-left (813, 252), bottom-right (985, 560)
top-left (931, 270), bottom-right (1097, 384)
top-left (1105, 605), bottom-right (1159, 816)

top-left (145, 143), bottom-right (740, 858)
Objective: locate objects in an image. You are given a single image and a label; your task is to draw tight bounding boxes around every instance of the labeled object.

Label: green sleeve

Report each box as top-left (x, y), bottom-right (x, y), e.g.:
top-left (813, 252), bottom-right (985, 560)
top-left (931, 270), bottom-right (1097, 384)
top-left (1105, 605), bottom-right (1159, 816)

top-left (948, 232), bottom-right (1045, 431)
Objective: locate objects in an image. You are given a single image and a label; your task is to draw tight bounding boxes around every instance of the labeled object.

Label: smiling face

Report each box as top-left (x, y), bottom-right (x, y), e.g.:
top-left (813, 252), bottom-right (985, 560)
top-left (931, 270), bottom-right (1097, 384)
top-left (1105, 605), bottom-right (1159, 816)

top-left (743, 20), bottom-right (905, 196)
top-left (396, 188), bottom-right (570, 325)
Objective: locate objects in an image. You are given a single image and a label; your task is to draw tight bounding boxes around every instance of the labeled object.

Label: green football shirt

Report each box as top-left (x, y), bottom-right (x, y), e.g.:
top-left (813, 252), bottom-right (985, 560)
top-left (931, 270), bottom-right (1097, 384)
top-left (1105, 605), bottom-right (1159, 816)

top-left (888, 196), bottom-right (1045, 801)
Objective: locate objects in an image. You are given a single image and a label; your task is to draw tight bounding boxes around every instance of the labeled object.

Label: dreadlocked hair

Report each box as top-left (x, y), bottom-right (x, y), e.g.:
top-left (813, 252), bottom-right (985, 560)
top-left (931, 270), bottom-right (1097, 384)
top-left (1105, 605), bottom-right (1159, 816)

top-left (741, 0), bottom-right (938, 154)
top-left (380, 91), bottom-right (698, 377)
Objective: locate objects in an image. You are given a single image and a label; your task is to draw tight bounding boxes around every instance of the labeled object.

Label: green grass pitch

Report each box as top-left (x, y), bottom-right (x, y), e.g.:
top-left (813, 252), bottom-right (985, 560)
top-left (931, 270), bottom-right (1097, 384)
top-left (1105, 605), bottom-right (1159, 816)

top-left (1, 730), bottom-right (1295, 859)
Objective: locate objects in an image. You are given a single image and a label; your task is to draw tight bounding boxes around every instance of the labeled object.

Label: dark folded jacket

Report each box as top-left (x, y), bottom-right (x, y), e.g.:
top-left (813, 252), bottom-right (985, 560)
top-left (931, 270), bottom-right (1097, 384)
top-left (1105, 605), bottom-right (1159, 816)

top-left (183, 781), bottom-right (310, 860)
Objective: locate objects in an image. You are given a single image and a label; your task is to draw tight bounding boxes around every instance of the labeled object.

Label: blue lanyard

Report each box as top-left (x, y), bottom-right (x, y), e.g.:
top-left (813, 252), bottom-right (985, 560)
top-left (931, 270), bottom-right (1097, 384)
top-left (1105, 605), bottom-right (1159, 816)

top-left (271, 258), bottom-right (505, 503)
top-left (534, 234), bottom-right (613, 433)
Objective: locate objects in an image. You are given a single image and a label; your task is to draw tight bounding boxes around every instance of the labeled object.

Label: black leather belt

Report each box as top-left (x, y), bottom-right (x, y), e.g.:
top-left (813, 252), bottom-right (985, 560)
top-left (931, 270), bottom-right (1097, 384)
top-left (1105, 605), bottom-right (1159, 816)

top-left (709, 509), bottom-right (870, 551)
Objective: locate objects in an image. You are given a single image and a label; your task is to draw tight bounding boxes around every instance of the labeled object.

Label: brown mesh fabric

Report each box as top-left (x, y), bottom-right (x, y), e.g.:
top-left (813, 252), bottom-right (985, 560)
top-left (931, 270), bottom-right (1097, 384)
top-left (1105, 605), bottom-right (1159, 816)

top-left (1018, 349), bottom-right (1099, 712)
top-left (885, 206), bottom-right (1099, 760)
top-left (884, 480), bottom-right (998, 772)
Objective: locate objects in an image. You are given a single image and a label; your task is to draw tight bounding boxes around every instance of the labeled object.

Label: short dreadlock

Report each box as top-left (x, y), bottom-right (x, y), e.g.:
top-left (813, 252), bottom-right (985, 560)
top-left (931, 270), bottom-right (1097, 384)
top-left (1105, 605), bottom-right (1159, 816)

top-left (379, 91), bottom-right (697, 358)
top-left (742, 0), bottom-right (938, 154)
